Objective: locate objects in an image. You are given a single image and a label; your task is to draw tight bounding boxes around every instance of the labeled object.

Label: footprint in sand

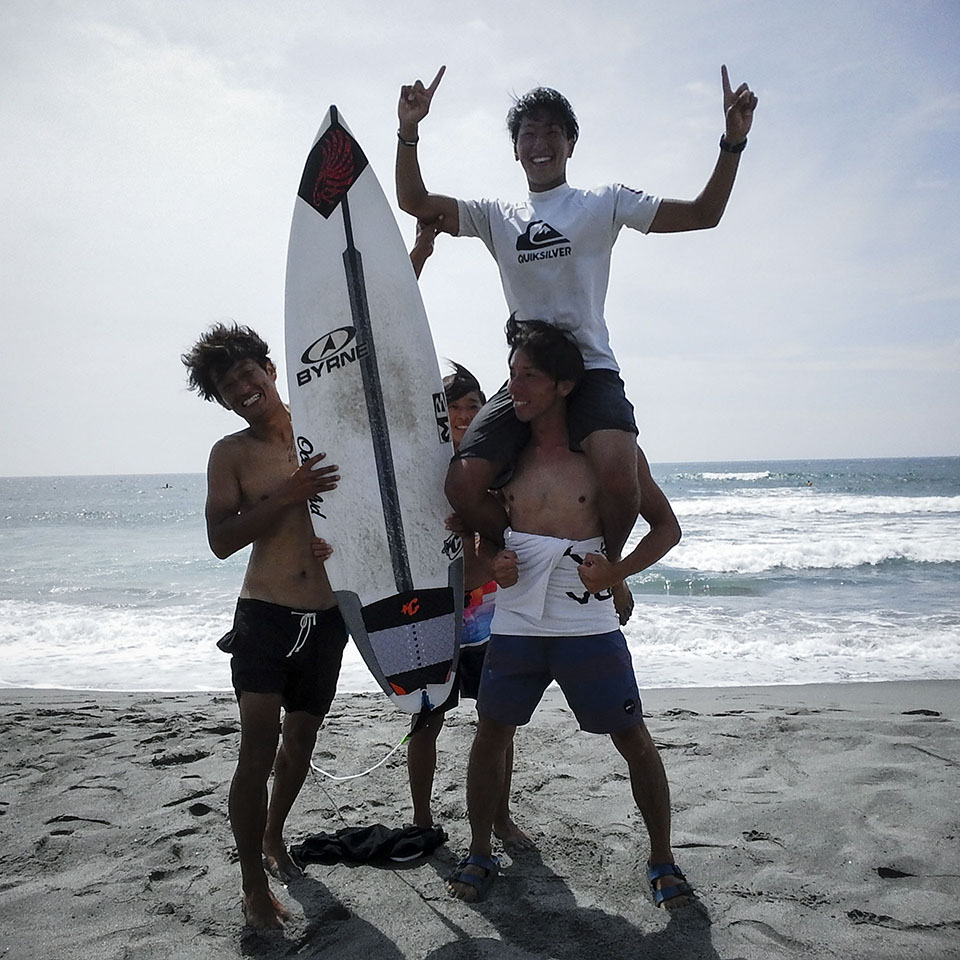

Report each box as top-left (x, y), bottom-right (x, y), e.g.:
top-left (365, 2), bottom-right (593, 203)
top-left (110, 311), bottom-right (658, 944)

top-left (742, 829), bottom-right (784, 847)
top-left (149, 750), bottom-right (209, 767)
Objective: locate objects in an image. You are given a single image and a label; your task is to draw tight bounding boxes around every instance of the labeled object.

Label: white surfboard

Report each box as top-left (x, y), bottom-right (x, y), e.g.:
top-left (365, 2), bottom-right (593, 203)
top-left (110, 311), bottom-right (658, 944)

top-left (284, 106), bottom-right (462, 714)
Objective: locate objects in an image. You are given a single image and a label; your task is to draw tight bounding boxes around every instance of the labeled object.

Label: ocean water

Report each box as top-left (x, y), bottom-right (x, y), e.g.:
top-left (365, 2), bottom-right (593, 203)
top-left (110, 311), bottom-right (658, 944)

top-left (1, 458), bottom-right (957, 692)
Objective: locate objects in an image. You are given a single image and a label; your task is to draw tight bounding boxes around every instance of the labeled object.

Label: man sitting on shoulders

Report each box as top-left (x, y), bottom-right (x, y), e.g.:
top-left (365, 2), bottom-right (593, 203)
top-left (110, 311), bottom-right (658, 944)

top-left (396, 64), bottom-right (756, 626)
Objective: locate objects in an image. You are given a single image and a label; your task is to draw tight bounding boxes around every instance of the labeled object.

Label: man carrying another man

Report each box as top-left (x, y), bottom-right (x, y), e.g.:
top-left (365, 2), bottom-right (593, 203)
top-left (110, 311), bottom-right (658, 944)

top-left (445, 318), bottom-right (691, 910)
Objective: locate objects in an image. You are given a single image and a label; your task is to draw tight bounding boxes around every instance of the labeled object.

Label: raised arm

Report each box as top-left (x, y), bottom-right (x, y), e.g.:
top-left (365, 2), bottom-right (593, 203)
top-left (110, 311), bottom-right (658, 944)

top-left (577, 447), bottom-right (681, 591)
top-left (649, 64), bottom-right (758, 233)
top-left (396, 66), bottom-right (460, 233)
top-left (205, 443), bottom-right (340, 560)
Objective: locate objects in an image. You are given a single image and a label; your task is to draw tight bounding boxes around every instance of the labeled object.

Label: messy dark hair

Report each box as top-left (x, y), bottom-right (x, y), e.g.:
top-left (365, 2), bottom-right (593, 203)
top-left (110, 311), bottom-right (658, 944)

top-left (507, 87), bottom-right (579, 145)
top-left (181, 323), bottom-right (271, 407)
top-left (443, 362), bottom-right (486, 406)
top-left (505, 314), bottom-right (584, 387)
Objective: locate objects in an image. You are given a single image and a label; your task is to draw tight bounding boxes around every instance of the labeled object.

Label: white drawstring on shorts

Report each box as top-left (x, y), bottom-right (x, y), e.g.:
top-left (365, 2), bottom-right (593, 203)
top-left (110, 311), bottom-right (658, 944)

top-left (287, 611), bottom-right (316, 657)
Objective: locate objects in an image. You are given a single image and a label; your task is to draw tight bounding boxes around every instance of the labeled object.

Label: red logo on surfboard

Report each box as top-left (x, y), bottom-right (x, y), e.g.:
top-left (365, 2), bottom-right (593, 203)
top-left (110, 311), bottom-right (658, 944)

top-left (298, 124), bottom-right (368, 219)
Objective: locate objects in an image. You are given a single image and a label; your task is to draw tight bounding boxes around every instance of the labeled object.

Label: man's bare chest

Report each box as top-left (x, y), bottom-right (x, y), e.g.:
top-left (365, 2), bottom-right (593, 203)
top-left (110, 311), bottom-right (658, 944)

top-left (236, 443), bottom-right (298, 507)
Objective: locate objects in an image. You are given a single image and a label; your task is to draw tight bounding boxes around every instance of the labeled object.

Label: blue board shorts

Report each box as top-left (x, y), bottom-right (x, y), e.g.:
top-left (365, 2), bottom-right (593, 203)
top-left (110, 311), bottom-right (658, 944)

top-left (477, 630), bottom-right (643, 734)
top-left (217, 598), bottom-right (347, 717)
top-left (455, 369), bottom-right (638, 485)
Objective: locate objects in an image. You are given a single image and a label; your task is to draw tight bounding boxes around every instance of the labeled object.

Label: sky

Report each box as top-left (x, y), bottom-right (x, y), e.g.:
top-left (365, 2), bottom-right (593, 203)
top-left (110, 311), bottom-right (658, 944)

top-left (1, 0), bottom-right (958, 476)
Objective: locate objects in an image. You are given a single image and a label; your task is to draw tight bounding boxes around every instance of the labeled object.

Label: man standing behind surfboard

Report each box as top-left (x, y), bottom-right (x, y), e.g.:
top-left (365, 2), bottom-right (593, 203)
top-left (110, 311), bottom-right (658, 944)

top-left (405, 361), bottom-right (530, 848)
top-left (396, 65), bottom-right (757, 624)
top-left (365, 222), bottom-right (530, 842)
top-left (182, 324), bottom-right (344, 930)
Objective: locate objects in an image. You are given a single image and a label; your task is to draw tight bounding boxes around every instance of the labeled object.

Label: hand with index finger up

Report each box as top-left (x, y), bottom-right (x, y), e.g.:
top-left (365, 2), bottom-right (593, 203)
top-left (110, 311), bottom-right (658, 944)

top-left (398, 65), bottom-right (446, 130)
top-left (721, 64), bottom-right (757, 145)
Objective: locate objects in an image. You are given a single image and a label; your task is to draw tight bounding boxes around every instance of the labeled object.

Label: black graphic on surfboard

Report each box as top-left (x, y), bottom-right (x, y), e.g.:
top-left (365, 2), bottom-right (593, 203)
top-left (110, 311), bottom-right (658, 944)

top-left (285, 106), bottom-right (462, 713)
top-left (298, 122), bottom-right (369, 220)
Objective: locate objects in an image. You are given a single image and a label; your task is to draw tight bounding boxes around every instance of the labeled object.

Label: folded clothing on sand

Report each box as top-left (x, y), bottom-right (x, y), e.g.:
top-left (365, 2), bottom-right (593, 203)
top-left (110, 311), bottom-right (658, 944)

top-left (290, 824), bottom-right (447, 865)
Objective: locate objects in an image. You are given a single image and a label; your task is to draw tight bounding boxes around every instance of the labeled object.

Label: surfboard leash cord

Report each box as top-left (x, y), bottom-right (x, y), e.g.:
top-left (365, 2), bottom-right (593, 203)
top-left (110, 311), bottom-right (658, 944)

top-left (308, 729), bottom-right (411, 783)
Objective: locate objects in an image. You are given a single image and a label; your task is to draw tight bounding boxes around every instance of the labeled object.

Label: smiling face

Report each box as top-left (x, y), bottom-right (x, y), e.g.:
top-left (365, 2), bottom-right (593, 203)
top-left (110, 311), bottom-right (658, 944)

top-left (448, 390), bottom-right (483, 452)
top-left (211, 357), bottom-right (279, 421)
top-left (513, 110), bottom-right (575, 192)
top-left (508, 347), bottom-right (574, 423)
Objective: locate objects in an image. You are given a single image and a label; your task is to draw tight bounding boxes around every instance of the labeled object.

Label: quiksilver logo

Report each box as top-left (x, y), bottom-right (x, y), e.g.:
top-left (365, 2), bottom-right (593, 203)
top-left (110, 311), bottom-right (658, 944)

top-left (516, 220), bottom-right (572, 264)
top-left (516, 220), bottom-right (569, 251)
top-left (297, 326), bottom-right (369, 387)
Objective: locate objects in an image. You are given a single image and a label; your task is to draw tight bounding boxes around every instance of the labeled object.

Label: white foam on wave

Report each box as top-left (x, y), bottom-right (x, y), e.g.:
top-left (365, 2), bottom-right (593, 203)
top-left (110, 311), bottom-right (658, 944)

top-left (0, 598), bottom-right (388, 693)
top-left (0, 599), bottom-right (230, 690)
top-left (669, 526), bottom-right (960, 573)
top-left (675, 492), bottom-right (960, 518)
top-left (627, 493), bottom-right (960, 573)
top-left (621, 601), bottom-right (960, 687)
top-left (694, 471), bottom-right (772, 482)
top-left (2, 596), bottom-right (957, 693)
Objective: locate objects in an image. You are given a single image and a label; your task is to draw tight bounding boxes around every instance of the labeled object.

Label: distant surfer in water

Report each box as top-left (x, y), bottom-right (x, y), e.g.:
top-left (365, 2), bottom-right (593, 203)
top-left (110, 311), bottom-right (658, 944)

top-left (405, 360), bottom-right (531, 849)
top-left (396, 64), bottom-right (756, 625)
top-left (445, 319), bottom-right (692, 908)
top-left (182, 325), bottom-right (344, 930)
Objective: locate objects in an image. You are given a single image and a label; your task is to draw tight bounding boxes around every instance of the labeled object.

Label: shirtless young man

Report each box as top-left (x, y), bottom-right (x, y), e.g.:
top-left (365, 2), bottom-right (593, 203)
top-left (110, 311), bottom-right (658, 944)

top-left (396, 65), bottom-right (756, 623)
top-left (445, 318), bottom-right (691, 909)
top-left (182, 324), bottom-right (345, 929)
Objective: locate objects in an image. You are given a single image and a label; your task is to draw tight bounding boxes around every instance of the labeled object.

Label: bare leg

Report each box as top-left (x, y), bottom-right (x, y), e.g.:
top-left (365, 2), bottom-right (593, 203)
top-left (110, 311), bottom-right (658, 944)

top-left (230, 692), bottom-right (290, 929)
top-left (581, 430), bottom-right (639, 624)
top-left (262, 709), bottom-right (323, 882)
top-left (406, 708), bottom-right (445, 828)
top-left (447, 715), bottom-right (516, 902)
top-left (445, 457), bottom-right (510, 547)
top-left (492, 738), bottom-right (533, 850)
top-left (610, 722), bottom-right (694, 909)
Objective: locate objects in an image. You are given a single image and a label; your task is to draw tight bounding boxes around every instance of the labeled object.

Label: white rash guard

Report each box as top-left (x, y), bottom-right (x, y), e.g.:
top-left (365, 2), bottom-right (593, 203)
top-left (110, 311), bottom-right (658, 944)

top-left (457, 182), bottom-right (661, 371)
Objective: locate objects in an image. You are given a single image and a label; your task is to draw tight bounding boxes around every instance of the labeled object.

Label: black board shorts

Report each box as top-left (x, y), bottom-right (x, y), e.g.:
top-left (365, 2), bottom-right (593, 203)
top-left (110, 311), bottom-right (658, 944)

top-left (217, 598), bottom-right (347, 717)
top-left (432, 643), bottom-right (488, 712)
top-left (455, 369), bottom-right (638, 484)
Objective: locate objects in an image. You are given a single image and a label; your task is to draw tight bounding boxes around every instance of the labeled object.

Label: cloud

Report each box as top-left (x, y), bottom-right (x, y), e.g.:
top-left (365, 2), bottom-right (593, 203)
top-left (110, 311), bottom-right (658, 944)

top-left (1, 0), bottom-right (958, 474)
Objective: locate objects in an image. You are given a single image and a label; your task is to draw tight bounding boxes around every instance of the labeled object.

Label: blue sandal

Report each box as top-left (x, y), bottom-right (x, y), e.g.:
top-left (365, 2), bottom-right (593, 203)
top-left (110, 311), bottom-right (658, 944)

top-left (647, 862), bottom-right (696, 908)
top-left (447, 853), bottom-right (500, 901)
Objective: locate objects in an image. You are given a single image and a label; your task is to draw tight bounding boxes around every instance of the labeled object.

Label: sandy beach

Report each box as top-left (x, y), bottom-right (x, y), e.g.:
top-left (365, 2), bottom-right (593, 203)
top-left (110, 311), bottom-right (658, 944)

top-left (0, 681), bottom-right (957, 960)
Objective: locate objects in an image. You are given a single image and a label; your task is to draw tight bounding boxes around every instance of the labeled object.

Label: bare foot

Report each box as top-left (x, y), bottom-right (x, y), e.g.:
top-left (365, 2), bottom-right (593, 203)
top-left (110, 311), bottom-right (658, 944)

top-left (494, 818), bottom-right (535, 851)
top-left (263, 842), bottom-right (303, 883)
top-left (242, 885), bottom-right (290, 929)
top-left (612, 581), bottom-right (634, 626)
